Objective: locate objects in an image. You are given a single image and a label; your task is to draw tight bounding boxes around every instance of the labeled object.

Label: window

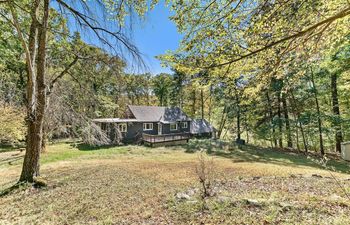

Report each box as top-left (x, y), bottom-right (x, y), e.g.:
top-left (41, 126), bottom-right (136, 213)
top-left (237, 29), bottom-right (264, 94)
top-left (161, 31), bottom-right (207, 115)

top-left (118, 123), bottom-right (127, 132)
top-left (181, 122), bottom-right (188, 129)
top-left (143, 123), bottom-right (153, 131)
top-left (170, 123), bottom-right (178, 131)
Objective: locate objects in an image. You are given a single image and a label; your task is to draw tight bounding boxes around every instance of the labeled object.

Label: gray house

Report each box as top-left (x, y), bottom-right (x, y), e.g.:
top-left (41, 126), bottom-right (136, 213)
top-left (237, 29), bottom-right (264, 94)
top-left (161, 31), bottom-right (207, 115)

top-left (190, 119), bottom-right (216, 138)
top-left (93, 105), bottom-right (216, 146)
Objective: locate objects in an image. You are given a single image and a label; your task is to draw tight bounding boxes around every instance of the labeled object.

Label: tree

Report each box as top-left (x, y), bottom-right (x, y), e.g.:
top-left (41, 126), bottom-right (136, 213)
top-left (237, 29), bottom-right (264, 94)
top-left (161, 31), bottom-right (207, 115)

top-left (152, 73), bottom-right (173, 106)
top-left (170, 69), bottom-right (186, 108)
top-left (1, 0), bottom-right (157, 183)
top-left (158, 0), bottom-right (349, 154)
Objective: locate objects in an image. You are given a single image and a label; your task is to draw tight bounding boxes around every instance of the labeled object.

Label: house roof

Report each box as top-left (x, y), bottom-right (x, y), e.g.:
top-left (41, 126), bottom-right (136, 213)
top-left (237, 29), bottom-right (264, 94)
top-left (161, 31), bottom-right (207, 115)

top-left (190, 119), bottom-right (216, 134)
top-left (128, 105), bottom-right (191, 122)
top-left (92, 118), bottom-right (137, 123)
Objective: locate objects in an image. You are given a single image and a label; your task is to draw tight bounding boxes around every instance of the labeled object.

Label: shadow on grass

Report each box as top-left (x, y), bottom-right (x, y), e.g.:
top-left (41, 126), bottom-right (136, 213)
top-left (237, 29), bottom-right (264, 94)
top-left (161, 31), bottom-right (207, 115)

top-left (185, 139), bottom-right (350, 174)
top-left (74, 143), bottom-right (120, 151)
top-left (0, 144), bottom-right (25, 153)
top-left (0, 179), bottom-right (48, 197)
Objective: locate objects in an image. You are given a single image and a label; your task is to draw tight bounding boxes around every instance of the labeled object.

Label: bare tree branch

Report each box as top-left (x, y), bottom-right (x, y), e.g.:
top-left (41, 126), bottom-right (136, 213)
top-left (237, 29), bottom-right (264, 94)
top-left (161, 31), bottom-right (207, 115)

top-left (8, 3), bottom-right (34, 79)
top-left (48, 55), bottom-right (79, 93)
top-left (56, 0), bottom-right (144, 67)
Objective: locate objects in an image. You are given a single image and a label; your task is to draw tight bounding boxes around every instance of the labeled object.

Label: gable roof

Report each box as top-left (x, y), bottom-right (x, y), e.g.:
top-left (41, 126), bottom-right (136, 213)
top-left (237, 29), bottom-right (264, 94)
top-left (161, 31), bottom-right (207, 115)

top-left (92, 118), bottom-right (137, 123)
top-left (190, 119), bottom-right (216, 134)
top-left (128, 105), bottom-right (191, 122)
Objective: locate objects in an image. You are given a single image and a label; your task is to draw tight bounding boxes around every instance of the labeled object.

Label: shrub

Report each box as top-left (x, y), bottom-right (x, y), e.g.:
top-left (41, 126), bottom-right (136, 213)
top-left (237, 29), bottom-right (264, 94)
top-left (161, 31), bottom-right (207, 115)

top-left (0, 106), bottom-right (26, 145)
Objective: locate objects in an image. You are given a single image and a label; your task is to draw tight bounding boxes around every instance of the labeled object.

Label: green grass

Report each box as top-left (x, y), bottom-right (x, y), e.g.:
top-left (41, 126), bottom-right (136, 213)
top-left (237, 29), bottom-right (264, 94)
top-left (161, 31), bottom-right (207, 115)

top-left (0, 145), bottom-right (22, 153)
top-left (1, 139), bottom-right (350, 224)
top-left (41, 143), bottom-right (131, 163)
top-left (187, 139), bottom-right (350, 173)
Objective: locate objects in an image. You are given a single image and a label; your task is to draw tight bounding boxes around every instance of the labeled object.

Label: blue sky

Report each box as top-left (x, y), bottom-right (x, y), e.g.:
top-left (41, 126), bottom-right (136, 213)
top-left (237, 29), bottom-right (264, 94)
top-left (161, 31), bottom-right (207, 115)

top-left (129, 3), bottom-right (182, 75)
top-left (59, 1), bottom-right (182, 75)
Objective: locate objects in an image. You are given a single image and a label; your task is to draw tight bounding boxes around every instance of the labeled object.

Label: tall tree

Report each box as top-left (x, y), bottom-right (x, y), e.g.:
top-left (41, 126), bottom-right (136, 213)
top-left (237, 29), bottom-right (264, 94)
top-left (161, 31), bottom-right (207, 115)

top-left (310, 67), bottom-right (325, 155)
top-left (152, 73), bottom-right (173, 106)
top-left (1, 0), bottom-right (156, 183)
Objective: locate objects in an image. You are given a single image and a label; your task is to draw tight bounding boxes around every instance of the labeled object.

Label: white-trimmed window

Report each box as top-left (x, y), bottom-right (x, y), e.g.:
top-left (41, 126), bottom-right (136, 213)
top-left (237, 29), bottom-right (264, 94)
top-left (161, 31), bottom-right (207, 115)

top-left (143, 123), bottom-right (153, 131)
top-left (118, 123), bottom-right (127, 132)
top-left (181, 122), bottom-right (188, 129)
top-left (170, 123), bottom-right (178, 131)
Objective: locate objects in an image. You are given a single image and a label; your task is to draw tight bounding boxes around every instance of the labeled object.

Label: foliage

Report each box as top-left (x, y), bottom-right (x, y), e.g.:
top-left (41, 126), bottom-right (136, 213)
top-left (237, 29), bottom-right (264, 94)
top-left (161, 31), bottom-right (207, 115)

top-left (0, 106), bottom-right (26, 144)
top-left (156, 0), bottom-right (350, 154)
top-left (152, 73), bottom-right (173, 106)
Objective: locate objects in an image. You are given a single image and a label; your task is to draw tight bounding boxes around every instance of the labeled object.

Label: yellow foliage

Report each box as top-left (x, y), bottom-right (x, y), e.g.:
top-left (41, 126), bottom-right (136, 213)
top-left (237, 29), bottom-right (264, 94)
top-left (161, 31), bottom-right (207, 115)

top-left (0, 105), bottom-right (26, 144)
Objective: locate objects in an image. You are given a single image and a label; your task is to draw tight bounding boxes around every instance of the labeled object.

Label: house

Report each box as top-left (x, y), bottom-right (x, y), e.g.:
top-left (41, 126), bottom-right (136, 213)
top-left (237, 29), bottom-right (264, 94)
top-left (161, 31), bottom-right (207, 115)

top-left (92, 105), bottom-right (216, 146)
top-left (190, 119), bottom-right (216, 139)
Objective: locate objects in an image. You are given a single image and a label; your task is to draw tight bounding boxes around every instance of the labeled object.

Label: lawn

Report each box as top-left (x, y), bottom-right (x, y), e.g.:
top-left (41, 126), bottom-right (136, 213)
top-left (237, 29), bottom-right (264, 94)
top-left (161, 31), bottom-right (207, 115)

top-left (1, 139), bottom-right (350, 224)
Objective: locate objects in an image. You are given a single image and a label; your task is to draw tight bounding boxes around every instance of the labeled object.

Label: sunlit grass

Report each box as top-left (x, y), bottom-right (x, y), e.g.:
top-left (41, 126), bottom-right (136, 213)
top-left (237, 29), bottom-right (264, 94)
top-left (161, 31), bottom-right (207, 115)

top-left (1, 139), bottom-right (350, 224)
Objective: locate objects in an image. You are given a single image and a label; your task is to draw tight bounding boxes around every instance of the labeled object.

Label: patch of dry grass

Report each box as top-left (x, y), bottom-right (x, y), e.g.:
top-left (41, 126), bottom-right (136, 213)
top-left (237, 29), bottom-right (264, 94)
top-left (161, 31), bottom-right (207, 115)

top-left (1, 140), bottom-right (350, 224)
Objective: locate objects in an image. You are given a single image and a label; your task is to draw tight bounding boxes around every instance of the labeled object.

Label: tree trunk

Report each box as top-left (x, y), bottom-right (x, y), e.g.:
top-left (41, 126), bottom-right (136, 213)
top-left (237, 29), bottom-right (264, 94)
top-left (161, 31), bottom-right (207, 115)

top-left (19, 0), bottom-right (49, 182)
top-left (311, 69), bottom-right (324, 155)
top-left (41, 126), bottom-right (47, 153)
top-left (200, 89), bottom-right (204, 120)
top-left (208, 85), bottom-right (212, 123)
top-left (236, 107), bottom-right (241, 140)
top-left (331, 72), bottom-right (343, 153)
top-left (277, 94), bottom-right (283, 148)
top-left (266, 92), bottom-right (277, 147)
top-left (218, 105), bottom-right (227, 138)
top-left (288, 86), bottom-right (308, 153)
top-left (235, 93), bottom-right (241, 140)
top-left (282, 93), bottom-right (292, 148)
top-left (192, 89), bottom-right (196, 117)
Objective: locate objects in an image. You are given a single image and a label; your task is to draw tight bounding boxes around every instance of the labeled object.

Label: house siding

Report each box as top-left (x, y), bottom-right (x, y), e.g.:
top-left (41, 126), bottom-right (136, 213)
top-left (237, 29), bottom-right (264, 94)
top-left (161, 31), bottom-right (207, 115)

top-left (118, 122), bottom-right (159, 143)
top-left (162, 121), bottom-right (190, 134)
top-left (118, 121), bottom-right (190, 141)
top-left (99, 120), bottom-right (192, 144)
top-left (142, 122), bottom-right (159, 135)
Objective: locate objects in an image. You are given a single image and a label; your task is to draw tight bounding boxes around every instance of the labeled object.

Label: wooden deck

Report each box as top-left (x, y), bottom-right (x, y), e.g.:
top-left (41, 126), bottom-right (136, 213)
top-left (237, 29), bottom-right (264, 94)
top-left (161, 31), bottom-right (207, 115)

top-left (142, 132), bottom-right (190, 146)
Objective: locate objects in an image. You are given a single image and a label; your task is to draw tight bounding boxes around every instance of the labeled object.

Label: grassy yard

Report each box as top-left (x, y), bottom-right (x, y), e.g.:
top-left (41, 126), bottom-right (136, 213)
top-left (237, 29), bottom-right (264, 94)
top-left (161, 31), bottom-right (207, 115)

top-left (1, 139), bottom-right (350, 224)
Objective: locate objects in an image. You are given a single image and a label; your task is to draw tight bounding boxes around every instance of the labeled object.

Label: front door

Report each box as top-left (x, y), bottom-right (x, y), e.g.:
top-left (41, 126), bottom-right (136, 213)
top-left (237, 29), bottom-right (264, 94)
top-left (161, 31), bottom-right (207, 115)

top-left (158, 123), bottom-right (162, 135)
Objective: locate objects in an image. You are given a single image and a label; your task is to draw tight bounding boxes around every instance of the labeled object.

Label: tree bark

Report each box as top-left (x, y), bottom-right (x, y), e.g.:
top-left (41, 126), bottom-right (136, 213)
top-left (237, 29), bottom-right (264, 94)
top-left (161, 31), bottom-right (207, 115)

top-left (277, 94), bottom-right (283, 148)
top-left (311, 69), bottom-right (324, 155)
top-left (235, 91), bottom-right (241, 140)
top-left (288, 85), bottom-right (308, 153)
top-left (192, 89), bottom-right (196, 117)
top-left (282, 93), bottom-right (292, 148)
top-left (19, 0), bottom-right (49, 182)
top-left (218, 105), bottom-right (227, 139)
top-left (208, 85), bottom-right (212, 123)
top-left (266, 92), bottom-right (277, 147)
top-left (331, 72), bottom-right (343, 153)
top-left (200, 89), bottom-right (204, 120)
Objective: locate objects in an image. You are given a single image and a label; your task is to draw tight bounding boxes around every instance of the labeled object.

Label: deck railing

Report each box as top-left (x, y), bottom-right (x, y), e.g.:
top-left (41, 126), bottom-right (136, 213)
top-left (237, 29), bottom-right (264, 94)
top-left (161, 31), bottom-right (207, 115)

top-left (142, 132), bottom-right (190, 143)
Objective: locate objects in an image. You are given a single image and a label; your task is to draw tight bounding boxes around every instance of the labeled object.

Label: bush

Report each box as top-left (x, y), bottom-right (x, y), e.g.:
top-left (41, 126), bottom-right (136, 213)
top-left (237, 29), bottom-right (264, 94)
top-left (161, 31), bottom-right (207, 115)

top-left (0, 106), bottom-right (26, 144)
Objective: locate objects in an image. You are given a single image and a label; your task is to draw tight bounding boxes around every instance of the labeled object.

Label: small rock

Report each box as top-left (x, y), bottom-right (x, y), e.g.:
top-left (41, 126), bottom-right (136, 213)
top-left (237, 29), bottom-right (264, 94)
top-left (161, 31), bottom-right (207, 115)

top-left (330, 194), bottom-right (342, 201)
top-left (290, 174), bottom-right (297, 178)
top-left (212, 186), bottom-right (220, 195)
top-left (176, 192), bottom-right (191, 200)
top-left (186, 189), bottom-right (196, 196)
top-left (245, 199), bottom-right (262, 207)
top-left (311, 174), bottom-right (323, 178)
top-left (217, 196), bottom-right (231, 203)
top-left (253, 176), bottom-right (261, 180)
